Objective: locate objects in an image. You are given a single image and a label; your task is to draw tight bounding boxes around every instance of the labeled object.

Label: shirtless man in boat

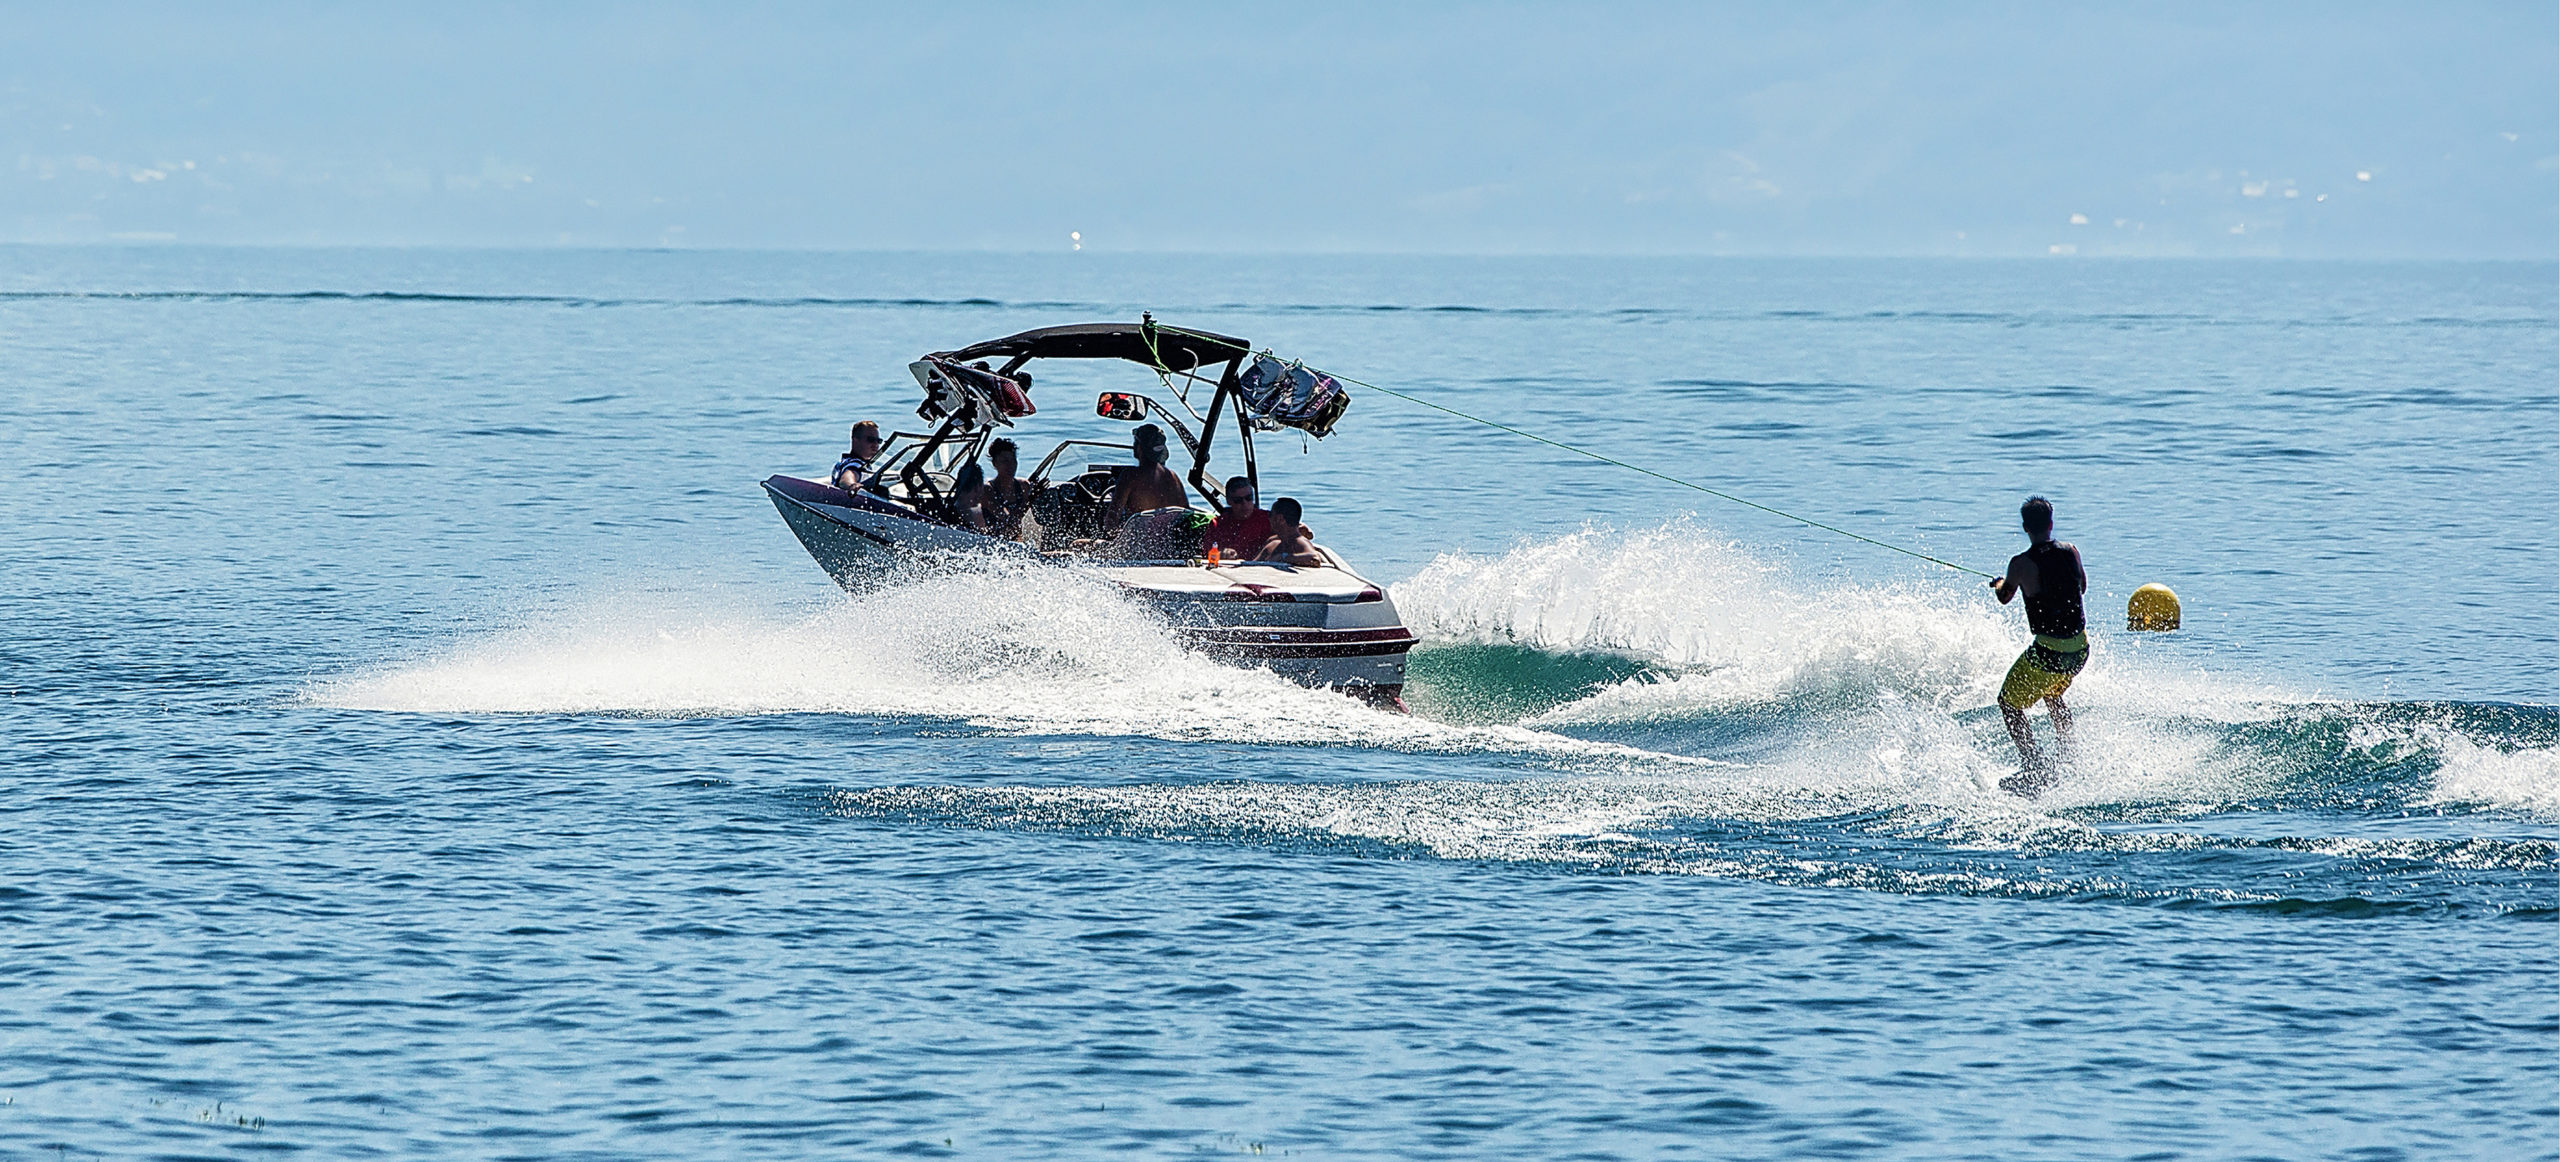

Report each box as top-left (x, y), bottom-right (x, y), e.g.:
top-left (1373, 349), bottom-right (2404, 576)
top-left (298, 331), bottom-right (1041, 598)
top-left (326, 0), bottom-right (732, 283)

top-left (981, 438), bottom-right (1036, 539)
top-left (1988, 495), bottom-right (2089, 796)
top-left (1111, 424), bottom-right (1189, 521)
top-left (1258, 497), bottom-right (1322, 567)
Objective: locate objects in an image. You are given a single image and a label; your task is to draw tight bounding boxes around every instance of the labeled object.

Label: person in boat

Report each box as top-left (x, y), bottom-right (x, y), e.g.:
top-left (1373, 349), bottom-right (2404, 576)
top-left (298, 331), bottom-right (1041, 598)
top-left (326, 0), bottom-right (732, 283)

top-left (832, 421), bottom-right (883, 494)
top-left (1257, 497), bottom-right (1322, 567)
top-left (948, 460), bottom-right (990, 530)
top-left (1202, 475), bottom-right (1271, 560)
top-left (1111, 423), bottom-right (1189, 522)
top-left (981, 438), bottom-right (1036, 539)
top-left (1988, 495), bottom-right (2089, 793)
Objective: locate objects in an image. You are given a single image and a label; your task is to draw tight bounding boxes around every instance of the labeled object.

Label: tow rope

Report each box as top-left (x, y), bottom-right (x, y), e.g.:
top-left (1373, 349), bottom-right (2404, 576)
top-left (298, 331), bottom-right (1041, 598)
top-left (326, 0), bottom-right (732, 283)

top-left (1152, 320), bottom-right (2000, 581)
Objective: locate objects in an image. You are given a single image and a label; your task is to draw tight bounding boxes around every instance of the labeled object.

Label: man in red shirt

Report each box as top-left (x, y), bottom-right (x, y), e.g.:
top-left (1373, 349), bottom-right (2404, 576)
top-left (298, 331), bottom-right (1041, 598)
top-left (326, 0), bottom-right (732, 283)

top-left (1202, 476), bottom-right (1270, 560)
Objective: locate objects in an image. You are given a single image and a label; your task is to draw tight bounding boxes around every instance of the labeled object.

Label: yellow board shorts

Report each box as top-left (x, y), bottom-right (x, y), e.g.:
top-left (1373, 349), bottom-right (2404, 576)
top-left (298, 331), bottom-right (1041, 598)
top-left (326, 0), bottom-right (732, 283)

top-left (1999, 633), bottom-right (2089, 710)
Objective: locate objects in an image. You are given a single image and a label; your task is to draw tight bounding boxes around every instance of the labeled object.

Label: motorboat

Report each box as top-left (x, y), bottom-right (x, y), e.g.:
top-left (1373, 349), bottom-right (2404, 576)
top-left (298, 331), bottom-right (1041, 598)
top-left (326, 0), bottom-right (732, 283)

top-left (762, 317), bottom-right (1415, 707)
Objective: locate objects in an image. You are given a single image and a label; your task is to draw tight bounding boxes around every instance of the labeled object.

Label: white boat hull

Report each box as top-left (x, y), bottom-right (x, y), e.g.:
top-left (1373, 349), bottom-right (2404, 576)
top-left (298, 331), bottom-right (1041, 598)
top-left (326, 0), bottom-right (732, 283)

top-left (763, 476), bottom-right (1413, 703)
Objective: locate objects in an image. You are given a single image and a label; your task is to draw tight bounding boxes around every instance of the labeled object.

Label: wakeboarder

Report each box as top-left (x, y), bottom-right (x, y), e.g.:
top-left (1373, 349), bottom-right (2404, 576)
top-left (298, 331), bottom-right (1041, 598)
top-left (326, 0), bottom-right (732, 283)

top-left (1988, 496), bottom-right (2088, 796)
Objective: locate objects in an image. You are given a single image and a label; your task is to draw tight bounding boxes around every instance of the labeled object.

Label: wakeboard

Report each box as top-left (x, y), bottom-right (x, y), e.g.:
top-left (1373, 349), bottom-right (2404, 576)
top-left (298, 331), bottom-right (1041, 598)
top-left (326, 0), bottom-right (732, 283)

top-left (1999, 767), bottom-right (2058, 798)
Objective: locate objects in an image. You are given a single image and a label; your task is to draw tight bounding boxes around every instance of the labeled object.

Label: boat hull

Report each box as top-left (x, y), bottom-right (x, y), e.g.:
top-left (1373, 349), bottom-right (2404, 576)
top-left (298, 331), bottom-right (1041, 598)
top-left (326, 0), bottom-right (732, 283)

top-left (763, 476), bottom-right (1413, 702)
top-left (764, 475), bottom-right (1030, 589)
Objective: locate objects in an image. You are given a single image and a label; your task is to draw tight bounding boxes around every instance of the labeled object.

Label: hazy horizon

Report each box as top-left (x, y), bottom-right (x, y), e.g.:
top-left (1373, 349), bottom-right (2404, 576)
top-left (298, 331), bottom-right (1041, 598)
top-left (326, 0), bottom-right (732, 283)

top-left (10, 241), bottom-right (2560, 261)
top-left (8, 2), bottom-right (2554, 259)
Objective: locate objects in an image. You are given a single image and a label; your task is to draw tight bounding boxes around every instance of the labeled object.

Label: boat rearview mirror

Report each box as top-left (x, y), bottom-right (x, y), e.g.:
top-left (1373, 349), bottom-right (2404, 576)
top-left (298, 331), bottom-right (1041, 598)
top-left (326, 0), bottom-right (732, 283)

top-left (1096, 392), bottom-right (1149, 421)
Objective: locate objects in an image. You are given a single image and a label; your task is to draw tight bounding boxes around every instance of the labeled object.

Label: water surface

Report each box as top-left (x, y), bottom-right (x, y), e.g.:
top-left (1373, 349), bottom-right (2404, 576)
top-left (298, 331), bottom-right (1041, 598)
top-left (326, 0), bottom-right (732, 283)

top-left (2, 249), bottom-right (2553, 1158)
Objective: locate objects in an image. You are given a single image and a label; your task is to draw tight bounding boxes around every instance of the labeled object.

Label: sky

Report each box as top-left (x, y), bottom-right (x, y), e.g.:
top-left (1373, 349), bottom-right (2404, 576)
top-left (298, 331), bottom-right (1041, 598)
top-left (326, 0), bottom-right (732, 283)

top-left (4, 1), bottom-right (2554, 257)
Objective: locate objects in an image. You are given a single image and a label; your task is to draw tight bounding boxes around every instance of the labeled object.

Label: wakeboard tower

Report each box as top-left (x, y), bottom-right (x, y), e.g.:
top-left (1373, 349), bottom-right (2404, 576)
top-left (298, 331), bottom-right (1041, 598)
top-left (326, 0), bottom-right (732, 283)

top-left (762, 316), bottom-right (1413, 707)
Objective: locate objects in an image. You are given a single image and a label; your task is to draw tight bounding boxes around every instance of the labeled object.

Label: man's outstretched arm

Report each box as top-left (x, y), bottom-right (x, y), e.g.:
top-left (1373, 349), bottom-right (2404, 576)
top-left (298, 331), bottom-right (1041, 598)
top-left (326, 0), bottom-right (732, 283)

top-left (1989, 554), bottom-right (2039, 603)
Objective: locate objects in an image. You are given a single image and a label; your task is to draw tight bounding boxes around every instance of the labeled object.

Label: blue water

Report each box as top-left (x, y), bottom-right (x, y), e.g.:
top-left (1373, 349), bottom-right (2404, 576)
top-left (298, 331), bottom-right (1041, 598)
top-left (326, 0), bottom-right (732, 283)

top-left (3, 248), bottom-right (2554, 1159)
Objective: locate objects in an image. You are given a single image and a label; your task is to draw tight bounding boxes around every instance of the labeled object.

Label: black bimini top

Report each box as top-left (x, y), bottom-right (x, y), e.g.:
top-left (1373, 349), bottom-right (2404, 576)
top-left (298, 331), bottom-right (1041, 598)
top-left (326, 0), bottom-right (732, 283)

top-left (936, 322), bottom-right (1251, 373)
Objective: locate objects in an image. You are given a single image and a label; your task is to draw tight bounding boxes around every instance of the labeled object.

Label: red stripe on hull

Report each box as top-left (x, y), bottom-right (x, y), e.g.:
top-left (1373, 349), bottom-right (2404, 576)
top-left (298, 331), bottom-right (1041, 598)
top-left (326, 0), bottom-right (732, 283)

top-left (1177, 626), bottom-right (1418, 660)
top-left (1179, 626), bottom-right (1417, 645)
top-left (1191, 640), bottom-right (1416, 660)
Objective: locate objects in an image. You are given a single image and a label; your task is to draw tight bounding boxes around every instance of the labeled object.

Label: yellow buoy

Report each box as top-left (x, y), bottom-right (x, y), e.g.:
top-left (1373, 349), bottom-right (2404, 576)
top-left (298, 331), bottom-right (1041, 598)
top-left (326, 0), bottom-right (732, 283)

top-left (2127, 583), bottom-right (2182, 631)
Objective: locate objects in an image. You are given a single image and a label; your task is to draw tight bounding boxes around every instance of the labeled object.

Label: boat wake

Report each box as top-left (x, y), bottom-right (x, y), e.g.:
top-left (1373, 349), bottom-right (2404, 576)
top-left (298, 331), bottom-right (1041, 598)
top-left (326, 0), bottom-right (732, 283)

top-left (1398, 519), bottom-right (2021, 714)
top-left (305, 525), bottom-right (2557, 822)
top-left (819, 776), bottom-right (2555, 915)
top-left (301, 557), bottom-right (1676, 765)
top-left (1390, 523), bottom-right (2558, 820)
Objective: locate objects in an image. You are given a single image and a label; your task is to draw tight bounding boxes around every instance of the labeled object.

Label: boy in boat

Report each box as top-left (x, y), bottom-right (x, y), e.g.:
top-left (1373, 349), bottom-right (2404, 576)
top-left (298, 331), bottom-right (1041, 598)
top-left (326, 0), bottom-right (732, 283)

top-left (1988, 495), bottom-right (2089, 795)
top-left (1258, 497), bottom-right (1322, 567)
top-left (1111, 424), bottom-right (1188, 520)
top-left (1203, 476), bottom-right (1271, 560)
top-left (832, 421), bottom-right (883, 494)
